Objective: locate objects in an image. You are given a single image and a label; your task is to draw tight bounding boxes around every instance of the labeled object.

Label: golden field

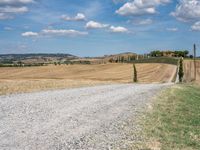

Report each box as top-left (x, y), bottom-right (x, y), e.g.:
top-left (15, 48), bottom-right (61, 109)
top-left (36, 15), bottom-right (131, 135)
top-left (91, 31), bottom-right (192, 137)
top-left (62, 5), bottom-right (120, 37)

top-left (183, 60), bottom-right (200, 83)
top-left (0, 63), bottom-right (177, 95)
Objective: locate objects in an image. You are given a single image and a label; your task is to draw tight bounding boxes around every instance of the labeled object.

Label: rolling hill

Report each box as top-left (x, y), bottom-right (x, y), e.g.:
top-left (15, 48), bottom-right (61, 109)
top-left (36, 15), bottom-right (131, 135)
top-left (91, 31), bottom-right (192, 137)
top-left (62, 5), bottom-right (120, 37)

top-left (0, 63), bottom-right (177, 95)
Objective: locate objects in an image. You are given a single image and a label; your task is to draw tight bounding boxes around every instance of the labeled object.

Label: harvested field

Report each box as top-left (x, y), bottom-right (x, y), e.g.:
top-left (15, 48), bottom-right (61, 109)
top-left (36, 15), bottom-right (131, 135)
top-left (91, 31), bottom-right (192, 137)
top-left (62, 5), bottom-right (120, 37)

top-left (183, 60), bottom-right (200, 83)
top-left (0, 63), bottom-right (177, 95)
top-left (0, 79), bottom-right (108, 95)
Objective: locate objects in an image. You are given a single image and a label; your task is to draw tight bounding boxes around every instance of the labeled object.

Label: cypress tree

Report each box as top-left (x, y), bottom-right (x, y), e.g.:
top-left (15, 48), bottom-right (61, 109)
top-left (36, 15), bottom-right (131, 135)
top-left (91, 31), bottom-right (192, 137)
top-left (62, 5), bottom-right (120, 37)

top-left (133, 64), bottom-right (137, 82)
top-left (178, 58), bottom-right (184, 82)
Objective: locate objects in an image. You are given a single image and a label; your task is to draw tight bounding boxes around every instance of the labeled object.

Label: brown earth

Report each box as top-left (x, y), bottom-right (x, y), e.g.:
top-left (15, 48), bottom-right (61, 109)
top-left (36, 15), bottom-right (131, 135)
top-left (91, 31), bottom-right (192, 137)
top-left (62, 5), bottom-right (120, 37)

top-left (183, 60), bottom-right (200, 83)
top-left (0, 63), bottom-right (177, 95)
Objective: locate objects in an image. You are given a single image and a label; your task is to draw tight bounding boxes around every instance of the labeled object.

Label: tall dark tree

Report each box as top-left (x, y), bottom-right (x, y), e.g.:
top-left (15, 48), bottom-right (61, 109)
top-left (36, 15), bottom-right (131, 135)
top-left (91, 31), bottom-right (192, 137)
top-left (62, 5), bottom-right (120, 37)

top-left (133, 64), bottom-right (137, 82)
top-left (178, 58), bottom-right (184, 82)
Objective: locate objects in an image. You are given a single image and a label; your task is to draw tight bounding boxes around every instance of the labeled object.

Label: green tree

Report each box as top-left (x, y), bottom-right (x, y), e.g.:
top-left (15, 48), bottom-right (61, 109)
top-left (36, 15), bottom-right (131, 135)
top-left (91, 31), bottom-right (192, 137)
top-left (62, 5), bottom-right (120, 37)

top-left (150, 50), bottom-right (162, 57)
top-left (184, 50), bottom-right (189, 57)
top-left (175, 50), bottom-right (189, 57)
top-left (178, 58), bottom-right (184, 82)
top-left (133, 64), bottom-right (137, 82)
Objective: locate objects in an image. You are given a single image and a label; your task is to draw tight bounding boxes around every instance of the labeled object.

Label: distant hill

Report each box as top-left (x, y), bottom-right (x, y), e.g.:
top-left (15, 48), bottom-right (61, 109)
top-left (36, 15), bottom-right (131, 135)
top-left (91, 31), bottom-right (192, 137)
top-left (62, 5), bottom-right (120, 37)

top-left (71, 52), bottom-right (138, 64)
top-left (71, 52), bottom-right (139, 64)
top-left (100, 52), bottom-right (138, 63)
top-left (0, 53), bottom-right (79, 64)
top-left (102, 52), bottom-right (137, 57)
top-left (0, 52), bottom-right (141, 65)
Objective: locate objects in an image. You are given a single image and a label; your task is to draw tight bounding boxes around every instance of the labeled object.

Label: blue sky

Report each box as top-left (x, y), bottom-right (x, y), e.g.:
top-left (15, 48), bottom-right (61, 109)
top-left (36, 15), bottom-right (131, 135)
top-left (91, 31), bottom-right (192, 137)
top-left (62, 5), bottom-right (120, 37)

top-left (0, 0), bottom-right (200, 56)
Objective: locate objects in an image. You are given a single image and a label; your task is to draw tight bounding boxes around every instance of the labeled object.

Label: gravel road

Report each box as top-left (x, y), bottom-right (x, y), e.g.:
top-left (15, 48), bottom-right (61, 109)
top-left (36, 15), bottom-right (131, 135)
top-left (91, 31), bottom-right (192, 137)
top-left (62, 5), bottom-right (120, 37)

top-left (0, 83), bottom-right (171, 150)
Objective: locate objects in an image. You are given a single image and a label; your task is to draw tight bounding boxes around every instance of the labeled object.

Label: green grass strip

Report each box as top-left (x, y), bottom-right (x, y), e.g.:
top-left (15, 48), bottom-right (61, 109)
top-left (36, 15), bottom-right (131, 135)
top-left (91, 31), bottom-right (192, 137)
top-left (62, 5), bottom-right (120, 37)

top-left (143, 84), bottom-right (200, 150)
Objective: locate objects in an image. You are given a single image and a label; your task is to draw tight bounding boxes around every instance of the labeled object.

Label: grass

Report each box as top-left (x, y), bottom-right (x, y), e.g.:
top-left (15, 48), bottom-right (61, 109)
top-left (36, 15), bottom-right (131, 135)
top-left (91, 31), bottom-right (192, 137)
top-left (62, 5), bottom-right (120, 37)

top-left (143, 84), bottom-right (200, 150)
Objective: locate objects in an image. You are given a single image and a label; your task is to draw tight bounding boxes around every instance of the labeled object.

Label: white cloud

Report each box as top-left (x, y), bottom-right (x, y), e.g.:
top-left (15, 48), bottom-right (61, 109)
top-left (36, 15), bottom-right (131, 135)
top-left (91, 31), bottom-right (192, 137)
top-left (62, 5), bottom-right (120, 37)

top-left (0, 0), bottom-right (34, 5)
top-left (171, 0), bottom-right (200, 22)
top-left (74, 13), bottom-right (86, 21)
top-left (85, 21), bottom-right (109, 29)
top-left (137, 18), bottom-right (153, 25)
top-left (41, 29), bottom-right (88, 37)
top-left (129, 18), bottom-right (153, 25)
top-left (0, 6), bottom-right (28, 13)
top-left (22, 29), bottom-right (88, 37)
top-left (110, 26), bottom-right (128, 33)
top-left (61, 13), bottom-right (86, 21)
top-left (0, 0), bottom-right (33, 20)
top-left (166, 27), bottom-right (178, 32)
top-left (191, 21), bottom-right (200, 31)
top-left (116, 0), bottom-right (171, 16)
top-left (22, 31), bottom-right (39, 37)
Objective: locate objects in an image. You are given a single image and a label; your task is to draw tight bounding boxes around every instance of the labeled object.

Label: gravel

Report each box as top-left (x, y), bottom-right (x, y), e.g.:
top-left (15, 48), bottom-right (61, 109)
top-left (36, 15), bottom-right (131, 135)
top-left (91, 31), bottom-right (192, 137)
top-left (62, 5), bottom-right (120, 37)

top-left (0, 83), bottom-right (171, 150)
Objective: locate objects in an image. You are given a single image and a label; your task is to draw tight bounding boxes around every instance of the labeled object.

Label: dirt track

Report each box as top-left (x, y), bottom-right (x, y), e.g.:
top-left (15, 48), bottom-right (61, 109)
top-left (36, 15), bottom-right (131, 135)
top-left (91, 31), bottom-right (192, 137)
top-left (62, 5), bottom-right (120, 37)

top-left (0, 83), bottom-right (171, 150)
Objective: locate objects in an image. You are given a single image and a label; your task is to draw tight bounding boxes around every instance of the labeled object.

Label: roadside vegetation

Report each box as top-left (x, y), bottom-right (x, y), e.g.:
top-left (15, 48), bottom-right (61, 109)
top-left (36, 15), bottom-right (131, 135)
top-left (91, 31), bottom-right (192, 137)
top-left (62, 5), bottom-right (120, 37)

top-left (143, 84), bottom-right (200, 150)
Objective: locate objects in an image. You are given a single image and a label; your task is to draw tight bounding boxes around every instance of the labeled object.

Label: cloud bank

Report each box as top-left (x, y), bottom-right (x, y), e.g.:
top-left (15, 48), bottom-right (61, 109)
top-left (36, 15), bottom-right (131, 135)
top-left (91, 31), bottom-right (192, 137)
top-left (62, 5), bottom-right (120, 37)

top-left (116, 0), bottom-right (171, 16)
top-left (85, 21), bottom-right (109, 29)
top-left (22, 29), bottom-right (88, 37)
top-left (61, 13), bottom-right (86, 21)
top-left (0, 0), bottom-right (34, 20)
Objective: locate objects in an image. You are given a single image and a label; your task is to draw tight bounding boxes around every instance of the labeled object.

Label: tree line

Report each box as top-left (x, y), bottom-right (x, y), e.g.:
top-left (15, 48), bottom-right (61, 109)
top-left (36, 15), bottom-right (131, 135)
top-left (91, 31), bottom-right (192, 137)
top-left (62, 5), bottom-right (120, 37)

top-left (150, 50), bottom-right (189, 57)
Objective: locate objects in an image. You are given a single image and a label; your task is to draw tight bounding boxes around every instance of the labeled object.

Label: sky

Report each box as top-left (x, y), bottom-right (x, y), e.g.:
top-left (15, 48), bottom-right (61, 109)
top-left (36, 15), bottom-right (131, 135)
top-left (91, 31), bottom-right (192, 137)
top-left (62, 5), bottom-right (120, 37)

top-left (0, 0), bottom-right (200, 57)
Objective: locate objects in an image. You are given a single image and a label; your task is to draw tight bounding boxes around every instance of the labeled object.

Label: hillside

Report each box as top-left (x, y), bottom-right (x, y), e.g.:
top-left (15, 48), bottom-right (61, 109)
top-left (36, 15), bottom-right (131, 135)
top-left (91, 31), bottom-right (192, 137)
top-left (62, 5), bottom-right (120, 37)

top-left (0, 63), bottom-right (177, 95)
top-left (0, 53), bottom-right (79, 64)
top-left (183, 60), bottom-right (200, 83)
top-left (101, 52), bottom-right (138, 63)
top-left (0, 52), bottom-right (142, 65)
